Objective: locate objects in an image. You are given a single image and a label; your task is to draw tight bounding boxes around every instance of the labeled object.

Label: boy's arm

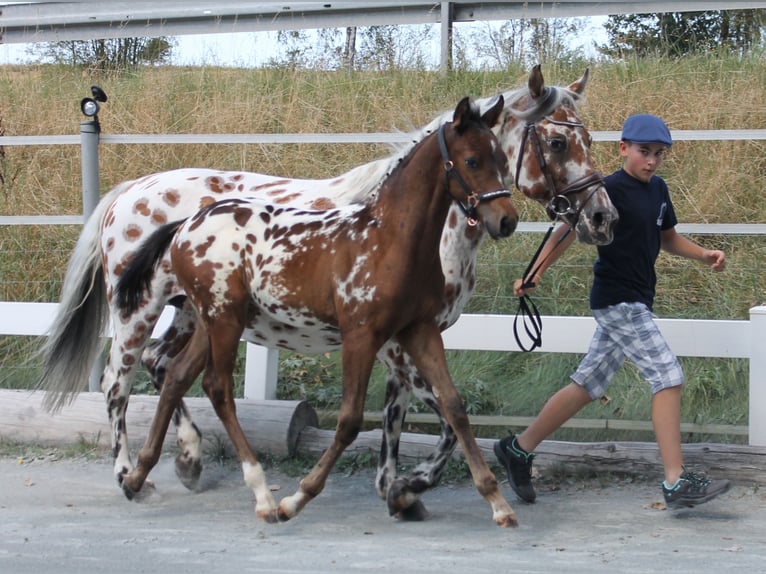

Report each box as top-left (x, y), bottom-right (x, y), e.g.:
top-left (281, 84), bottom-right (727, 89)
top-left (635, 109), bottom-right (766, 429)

top-left (513, 223), bottom-right (577, 296)
top-left (661, 227), bottom-right (726, 272)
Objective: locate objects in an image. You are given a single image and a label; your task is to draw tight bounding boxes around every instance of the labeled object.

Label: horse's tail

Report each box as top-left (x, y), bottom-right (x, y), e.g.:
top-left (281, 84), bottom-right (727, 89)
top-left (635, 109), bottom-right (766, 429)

top-left (115, 219), bottom-right (186, 316)
top-left (36, 182), bottom-right (131, 413)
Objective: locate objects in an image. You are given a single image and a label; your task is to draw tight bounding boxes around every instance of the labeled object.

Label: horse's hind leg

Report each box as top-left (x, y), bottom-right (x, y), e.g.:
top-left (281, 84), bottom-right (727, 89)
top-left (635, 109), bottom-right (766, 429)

top-left (141, 300), bottom-right (203, 490)
top-left (121, 322), bottom-right (208, 499)
top-left (398, 322), bottom-right (517, 528)
top-left (376, 345), bottom-right (457, 521)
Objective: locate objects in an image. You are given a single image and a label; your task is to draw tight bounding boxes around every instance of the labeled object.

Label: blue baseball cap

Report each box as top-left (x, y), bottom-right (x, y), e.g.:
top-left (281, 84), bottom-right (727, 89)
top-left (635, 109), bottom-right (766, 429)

top-left (621, 114), bottom-right (672, 147)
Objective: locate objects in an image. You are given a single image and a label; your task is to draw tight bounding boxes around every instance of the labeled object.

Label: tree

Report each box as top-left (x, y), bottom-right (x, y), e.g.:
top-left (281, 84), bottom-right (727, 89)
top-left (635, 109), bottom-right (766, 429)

top-left (600, 10), bottom-right (765, 58)
top-left (34, 37), bottom-right (173, 69)
top-left (461, 18), bottom-right (587, 70)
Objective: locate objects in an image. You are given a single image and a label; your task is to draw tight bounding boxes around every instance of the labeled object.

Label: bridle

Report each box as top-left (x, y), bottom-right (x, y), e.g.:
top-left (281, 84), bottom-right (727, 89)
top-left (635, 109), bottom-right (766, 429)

top-left (512, 93), bottom-right (605, 352)
top-left (514, 116), bottom-right (604, 223)
top-left (438, 122), bottom-right (511, 226)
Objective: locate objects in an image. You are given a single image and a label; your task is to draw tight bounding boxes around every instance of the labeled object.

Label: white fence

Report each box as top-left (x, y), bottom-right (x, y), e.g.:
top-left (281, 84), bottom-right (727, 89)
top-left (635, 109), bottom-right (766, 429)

top-left (1, 301), bottom-right (764, 447)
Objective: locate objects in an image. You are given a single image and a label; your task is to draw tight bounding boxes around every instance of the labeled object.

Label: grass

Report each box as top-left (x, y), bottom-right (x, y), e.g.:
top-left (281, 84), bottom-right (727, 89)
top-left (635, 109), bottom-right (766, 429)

top-left (1, 54), bottom-right (765, 444)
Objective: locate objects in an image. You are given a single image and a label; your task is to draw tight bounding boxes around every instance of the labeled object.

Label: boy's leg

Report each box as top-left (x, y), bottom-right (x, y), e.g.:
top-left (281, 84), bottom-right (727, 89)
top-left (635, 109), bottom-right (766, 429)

top-left (516, 382), bottom-right (593, 453)
top-left (652, 386), bottom-right (683, 485)
top-left (494, 383), bottom-right (592, 502)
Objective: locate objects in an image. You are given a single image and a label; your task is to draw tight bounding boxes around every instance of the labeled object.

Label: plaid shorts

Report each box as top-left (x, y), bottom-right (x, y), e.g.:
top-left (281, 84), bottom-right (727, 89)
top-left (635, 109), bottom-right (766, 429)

top-left (571, 302), bottom-right (685, 399)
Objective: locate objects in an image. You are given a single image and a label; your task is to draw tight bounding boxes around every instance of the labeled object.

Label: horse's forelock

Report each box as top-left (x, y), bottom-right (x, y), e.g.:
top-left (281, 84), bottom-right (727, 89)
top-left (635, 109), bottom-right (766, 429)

top-left (501, 84), bottom-right (581, 123)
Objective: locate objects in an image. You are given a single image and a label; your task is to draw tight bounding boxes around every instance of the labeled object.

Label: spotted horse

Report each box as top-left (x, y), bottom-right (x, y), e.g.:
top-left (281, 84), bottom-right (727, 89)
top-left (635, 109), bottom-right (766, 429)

top-left (114, 96), bottom-right (520, 525)
top-left (36, 66), bottom-right (617, 521)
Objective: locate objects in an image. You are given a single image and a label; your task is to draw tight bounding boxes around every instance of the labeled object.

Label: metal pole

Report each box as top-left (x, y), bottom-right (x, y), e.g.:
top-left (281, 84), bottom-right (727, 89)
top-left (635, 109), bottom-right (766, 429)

top-left (440, 2), bottom-right (453, 77)
top-left (80, 118), bottom-right (104, 393)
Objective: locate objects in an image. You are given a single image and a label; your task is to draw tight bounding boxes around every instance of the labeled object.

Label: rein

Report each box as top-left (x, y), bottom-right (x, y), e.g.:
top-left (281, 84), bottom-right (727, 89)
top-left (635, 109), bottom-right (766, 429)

top-left (437, 122), bottom-right (511, 226)
top-left (512, 222), bottom-right (571, 352)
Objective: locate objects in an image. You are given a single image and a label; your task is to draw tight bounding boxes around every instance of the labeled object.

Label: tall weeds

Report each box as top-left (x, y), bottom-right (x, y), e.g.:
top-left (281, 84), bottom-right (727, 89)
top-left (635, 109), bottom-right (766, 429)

top-left (1, 56), bottom-right (763, 441)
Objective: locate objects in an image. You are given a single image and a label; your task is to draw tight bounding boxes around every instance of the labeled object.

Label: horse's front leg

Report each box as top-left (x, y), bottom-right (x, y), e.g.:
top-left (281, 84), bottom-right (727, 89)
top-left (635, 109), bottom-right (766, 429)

top-left (398, 322), bottom-right (518, 528)
top-left (141, 301), bottom-right (203, 490)
top-left (279, 337), bottom-right (377, 521)
top-left (121, 324), bottom-right (207, 499)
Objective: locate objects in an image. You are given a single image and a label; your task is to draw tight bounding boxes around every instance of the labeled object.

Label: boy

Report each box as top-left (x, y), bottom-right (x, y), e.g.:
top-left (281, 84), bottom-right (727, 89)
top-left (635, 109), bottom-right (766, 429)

top-left (494, 114), bottom-right (731, 509)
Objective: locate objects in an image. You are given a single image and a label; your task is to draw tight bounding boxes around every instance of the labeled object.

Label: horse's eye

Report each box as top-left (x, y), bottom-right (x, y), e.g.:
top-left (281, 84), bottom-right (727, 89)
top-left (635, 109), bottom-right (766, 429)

top-left (548, 138), bottom-right (567, 152)
top-left (465, 157), bottom-right (479, 169)
top-left (548, 138), bottom-right (566, 152)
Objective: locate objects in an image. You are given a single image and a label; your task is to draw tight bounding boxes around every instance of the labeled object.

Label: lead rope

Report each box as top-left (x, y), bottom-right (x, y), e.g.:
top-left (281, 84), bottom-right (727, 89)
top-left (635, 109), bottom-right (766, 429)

top-left (513, 224), bottom-right (572, 352)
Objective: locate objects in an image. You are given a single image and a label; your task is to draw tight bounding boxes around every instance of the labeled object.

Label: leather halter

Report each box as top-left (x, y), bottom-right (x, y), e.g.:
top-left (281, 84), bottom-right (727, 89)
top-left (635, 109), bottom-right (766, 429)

top-left (513, 93), bottom-right (604, 222)
top-left (437, 122), bottom-right (511, 226)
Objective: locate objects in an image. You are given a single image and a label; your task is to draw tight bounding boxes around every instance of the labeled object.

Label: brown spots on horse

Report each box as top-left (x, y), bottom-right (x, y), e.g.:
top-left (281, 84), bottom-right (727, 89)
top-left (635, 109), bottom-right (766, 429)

top-left (124, 224), bottom-right (143, 242)
top-left (205, 176), bottom-right (243, 194)
top-left (310, 197), bottom-right (336, 210)
top-left (133, 199), bottom-right (151, 217)
top-left (251, 180), bottom-right (292, 194)
top-left (233, 206), bottom-right (253, 227)
top-left (194, 235), bottom-right (216, 259)
top-left (105, 237), bottom-right (115, 252)
top-left (198, 196), bottom-right (216, 210)
top-left (446, 209), bottom-right (459, 230)
top-left (162, 189), bottom-right (181, 207)
top-left (274, 192), bottom-right (302, 204)
top-left (151, 209), bottom-right (168, 225)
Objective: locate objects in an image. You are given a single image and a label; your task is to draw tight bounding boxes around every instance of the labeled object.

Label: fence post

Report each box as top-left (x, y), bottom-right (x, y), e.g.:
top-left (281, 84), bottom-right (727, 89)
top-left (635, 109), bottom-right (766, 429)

top-left (81, 118), bottom-right (104, 392)
top-left (244, 343), bottom-right (279, 400)
top-left (749, 306), bottom-right (766, 446)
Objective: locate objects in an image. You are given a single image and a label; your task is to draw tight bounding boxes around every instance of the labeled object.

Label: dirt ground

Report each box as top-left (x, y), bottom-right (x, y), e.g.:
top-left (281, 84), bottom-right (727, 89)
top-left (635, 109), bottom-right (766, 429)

top-left (1, 453), bottom-right (764, 574)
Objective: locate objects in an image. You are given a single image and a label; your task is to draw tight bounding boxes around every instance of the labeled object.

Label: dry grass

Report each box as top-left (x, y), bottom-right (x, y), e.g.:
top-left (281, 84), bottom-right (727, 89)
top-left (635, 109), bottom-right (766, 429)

top-left (1, 56), bottom-right (764, 436)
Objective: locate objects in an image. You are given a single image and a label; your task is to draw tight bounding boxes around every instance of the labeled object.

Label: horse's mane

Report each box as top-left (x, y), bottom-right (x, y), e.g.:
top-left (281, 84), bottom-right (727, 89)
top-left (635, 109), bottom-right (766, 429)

top-left (324, 80), bottom-right (583, 207)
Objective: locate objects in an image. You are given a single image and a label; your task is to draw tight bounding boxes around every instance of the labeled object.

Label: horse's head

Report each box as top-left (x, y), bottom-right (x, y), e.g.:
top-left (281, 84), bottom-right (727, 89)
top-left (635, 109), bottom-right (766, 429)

top-left (440, 96), bottom-right (518, 240)
top-left (494, 65), bottom-right (618, 245)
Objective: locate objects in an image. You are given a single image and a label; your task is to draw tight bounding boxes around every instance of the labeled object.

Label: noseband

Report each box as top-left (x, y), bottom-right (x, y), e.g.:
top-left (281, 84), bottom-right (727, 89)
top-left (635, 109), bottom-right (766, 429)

top-left (438, 122), bottom-right (511, 226)
top-left (514, 114), bottom-right (603, 222)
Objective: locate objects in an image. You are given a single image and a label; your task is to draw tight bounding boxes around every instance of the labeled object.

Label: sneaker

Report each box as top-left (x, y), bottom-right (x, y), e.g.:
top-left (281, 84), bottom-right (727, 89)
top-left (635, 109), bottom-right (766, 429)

top-left (662, 468), bottom-right (731, 509)
top-left (493, 434), bottom-right (536, 503)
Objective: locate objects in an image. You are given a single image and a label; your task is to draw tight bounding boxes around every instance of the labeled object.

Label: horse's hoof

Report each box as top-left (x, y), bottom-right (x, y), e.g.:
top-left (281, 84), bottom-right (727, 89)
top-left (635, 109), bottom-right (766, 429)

top-left (121, 477), bottom-right (156, 502)
top-left (495, 513), bottom-right (519, 528)
top-left (393, 499), bottom-right (429, 522)
top-left (257, 508), bottom-right (280, 524)
top-left (174, 455), bottom-right (202, 490)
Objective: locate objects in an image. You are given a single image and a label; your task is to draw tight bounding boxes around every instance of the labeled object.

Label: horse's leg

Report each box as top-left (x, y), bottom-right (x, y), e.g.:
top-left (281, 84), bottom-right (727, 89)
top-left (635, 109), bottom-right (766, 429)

top-left (141, 300), bottom-right (203, 490)
top-left (105, 304), bottom-right (165, 490)
top-left (195, 318), bottom-right (278, 522)
top-left (376, 343), bottom-right (458, 521)
top-left (278, 336), bottom-right (377, 522)
top-left (121, 322), bottom-right (208, 499)
top-left (397, 322), bottom-right (518, 528)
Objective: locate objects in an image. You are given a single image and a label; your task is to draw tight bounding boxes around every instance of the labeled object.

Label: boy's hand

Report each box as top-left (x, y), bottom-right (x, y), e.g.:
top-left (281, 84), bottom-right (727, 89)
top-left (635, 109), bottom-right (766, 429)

top-left (704, 249), bottom-right (726, 272)
top-left (513, 275), bottom-right (540, 297)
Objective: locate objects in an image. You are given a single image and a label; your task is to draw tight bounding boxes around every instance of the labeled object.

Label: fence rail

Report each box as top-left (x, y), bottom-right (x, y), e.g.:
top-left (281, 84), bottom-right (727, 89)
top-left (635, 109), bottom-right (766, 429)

top-left (2, 123), bottom-right (764, 447)
top-left (1, 301), bottom-right (764, 446)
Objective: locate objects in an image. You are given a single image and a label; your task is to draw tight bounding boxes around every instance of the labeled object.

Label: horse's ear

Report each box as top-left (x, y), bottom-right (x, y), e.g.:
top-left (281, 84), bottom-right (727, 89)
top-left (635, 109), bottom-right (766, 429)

top-left (452, 96), bottom-right (474, 131)
top-left (528, 64), bottom-right (545, 99)
top-left (481, 95), bottom-right (504, 128)
top-left (568, 67), bottom-right (590, 95)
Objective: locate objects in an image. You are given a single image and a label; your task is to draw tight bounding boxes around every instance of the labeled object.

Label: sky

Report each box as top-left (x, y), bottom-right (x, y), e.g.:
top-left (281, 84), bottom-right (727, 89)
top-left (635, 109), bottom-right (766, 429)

top-left (0, 18), bottom-right (609, 67)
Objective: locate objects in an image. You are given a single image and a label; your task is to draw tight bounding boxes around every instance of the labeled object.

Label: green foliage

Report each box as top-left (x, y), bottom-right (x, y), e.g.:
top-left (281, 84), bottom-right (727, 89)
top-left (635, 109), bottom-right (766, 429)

top-left (33, 38), bottom-right (175, 70)
top-left (601, 10), bottom-right (765, 58)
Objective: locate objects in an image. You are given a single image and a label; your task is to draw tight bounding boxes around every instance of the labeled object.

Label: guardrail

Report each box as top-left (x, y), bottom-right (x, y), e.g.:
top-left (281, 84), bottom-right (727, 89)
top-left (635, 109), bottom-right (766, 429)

top-left (1, 301), bottom-right (763, 446)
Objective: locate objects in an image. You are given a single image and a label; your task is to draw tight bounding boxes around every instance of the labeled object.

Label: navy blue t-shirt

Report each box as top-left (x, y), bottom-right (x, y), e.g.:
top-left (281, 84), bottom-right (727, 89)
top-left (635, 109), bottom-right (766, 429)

top-left (589, 168), bottom-right (677, 311)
